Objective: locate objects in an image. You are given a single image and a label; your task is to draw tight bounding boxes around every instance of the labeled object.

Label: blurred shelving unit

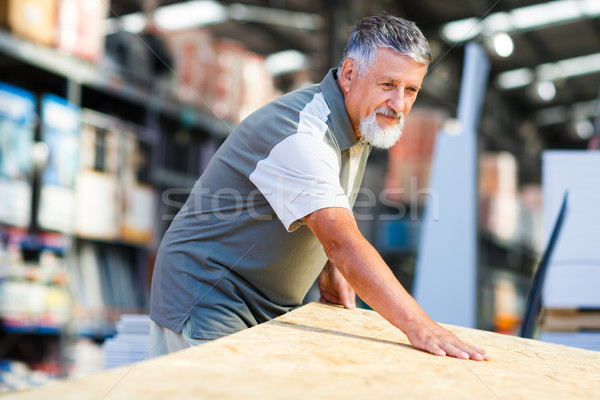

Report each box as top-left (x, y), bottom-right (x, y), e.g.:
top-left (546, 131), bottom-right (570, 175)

top-left (0, 0), bottom-right (278, 389)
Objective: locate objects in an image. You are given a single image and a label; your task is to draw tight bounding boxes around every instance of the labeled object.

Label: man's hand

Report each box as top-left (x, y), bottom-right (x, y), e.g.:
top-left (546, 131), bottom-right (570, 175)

top-left (404, 318), bottom-right (490, 361)
top-left (318, 261), bottom-right (356, 309)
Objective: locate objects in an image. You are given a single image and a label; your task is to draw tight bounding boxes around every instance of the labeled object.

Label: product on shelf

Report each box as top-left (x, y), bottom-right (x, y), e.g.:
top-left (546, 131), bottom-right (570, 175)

top-left (121, 183), bottom-right (156, 245)
top-left (0, 81), bottom-right (35, 228)
top-left (55, 0), bottom-right (110, 63)
top-left (102, 314), bottom-right (150, 370)
top-left (74, 169), bottom-right (120, 241)
top-left (68, 241), bottom-right (146, 338)
top-left (211, 40), bottom-right (247, 123)
top-left (239, 52), bottom-right (275, 121)
top-left (38, 94), bottom-right (82, 234)
top-left (0, 0), bottom-right (57, 46)
top-left (76, 109), bottom-right (156, 244)
top-left (0, 228), bottom-right (71, 331)
top-left (165, 28), bottom-right (216, 107)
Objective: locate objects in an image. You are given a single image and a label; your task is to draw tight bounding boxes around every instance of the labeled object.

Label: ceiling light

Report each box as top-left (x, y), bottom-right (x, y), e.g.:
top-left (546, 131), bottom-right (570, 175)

top-left (105, 1), bottom-right (322, 35)
top-left (441, 18), bottom-right (480, 42)
top-left (535, 80), bottom-right (556, 102)
top-left (154, 1), bottom-right (227, 30)
top-left (542, 53), bottom-right (600, 80)
top-left (574, 119), bottom-right (595, 139)
top-left (265, 50), bottom-right (309, 76)
top-left (497, 52), bottom-right (600, 90)
top-left (105, 0), bottom-right (228, 34)
top-left (491, 32), bottom-right (514, 58)
top-left (110, 12), bottom-right (147, 34)
top-left (228, 3), bottom-right (322, 30)
top-left (496, 68), bottom-right (534, 89)
top-left (440, 0), bottom-right (600, 43)
top-left (510, 1), bottom-right (581, 30)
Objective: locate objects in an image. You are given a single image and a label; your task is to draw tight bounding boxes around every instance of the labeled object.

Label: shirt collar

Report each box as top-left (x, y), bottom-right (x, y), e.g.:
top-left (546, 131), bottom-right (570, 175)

top-left (320, 68), bottom-right (360, 151)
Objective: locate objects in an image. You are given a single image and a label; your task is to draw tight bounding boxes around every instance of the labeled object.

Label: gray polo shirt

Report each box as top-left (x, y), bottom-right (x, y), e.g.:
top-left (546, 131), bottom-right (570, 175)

top-left (150, 69), bottom-right (371, 339)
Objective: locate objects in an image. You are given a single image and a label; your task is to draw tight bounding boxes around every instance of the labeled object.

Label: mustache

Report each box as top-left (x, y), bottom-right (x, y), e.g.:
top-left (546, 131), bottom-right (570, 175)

top-left (375, 107), bottom-right (403, 119)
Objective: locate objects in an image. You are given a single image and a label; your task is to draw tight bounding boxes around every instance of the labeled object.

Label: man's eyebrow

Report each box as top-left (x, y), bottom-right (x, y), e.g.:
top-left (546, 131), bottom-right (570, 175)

top-left (376, 76), bottom-right (422, 89)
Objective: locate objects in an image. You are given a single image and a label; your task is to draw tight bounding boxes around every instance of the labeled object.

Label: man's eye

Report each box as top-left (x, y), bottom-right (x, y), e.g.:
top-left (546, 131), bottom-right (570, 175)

top-left (382, 82), bottom-right (394, 88)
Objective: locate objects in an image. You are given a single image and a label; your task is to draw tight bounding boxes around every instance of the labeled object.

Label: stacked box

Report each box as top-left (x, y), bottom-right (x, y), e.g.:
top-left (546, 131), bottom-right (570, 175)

top-left (165, 28), bottom-right (216, 107)
top-left (55, 0), bottom-right (110, 62)
top-left (239, 52), bottom-right (275, 121)
top-left (384, 108), bottom-right (444, 206)
top-left (478, 151), bottom-right (520, 242)
top-left (211, 40), bottom-right (246, 123)
top-left (75, 109), bottom-right (156, 244)
top-left (0, 0), bottom-right (57, 46)
top-left (38, 94), bottom-right (81, 234)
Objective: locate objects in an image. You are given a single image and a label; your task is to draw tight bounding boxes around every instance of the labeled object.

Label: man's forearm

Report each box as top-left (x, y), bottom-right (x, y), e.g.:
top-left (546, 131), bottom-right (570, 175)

top-left (306, 207), bottom-right (488, 360)
top-left (324, 227), bottom-right (431, 335)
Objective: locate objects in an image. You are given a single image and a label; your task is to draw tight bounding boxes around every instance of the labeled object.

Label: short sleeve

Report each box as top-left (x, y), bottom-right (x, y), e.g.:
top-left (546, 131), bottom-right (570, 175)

top-left (249, 133), bottom-right (350, 232)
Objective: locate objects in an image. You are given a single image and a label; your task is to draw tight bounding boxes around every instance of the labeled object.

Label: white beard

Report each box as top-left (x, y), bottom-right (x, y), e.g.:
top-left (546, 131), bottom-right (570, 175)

top-left (358, 107), bottom-right (405, 150)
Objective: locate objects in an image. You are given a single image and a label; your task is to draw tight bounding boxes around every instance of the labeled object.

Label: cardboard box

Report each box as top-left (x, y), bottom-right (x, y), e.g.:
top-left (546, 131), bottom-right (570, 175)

top-left (55, 0), bottom-right (110, 62)
top-left (1, 0), bottom-right (58, 46)
top-left (166, 28), bottom-right (216, 107)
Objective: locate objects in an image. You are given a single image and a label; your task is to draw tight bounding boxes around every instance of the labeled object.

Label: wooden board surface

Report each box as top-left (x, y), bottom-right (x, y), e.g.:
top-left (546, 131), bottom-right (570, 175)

top-left (4, 302), bottom-right (600, 400)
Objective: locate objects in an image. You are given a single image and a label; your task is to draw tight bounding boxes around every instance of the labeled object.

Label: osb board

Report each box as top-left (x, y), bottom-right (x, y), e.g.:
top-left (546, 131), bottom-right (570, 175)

top-left (5, 302), bottom-right (600, 400)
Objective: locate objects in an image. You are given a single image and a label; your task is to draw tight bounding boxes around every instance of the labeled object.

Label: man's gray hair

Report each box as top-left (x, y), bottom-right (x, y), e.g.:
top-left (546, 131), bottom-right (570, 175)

top-left (338, 15), bottom-right (432, 76)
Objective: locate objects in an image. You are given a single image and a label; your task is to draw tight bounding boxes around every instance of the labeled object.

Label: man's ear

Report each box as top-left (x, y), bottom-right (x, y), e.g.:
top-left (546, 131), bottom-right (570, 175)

top-left (339, 59), bottom-right (356, 93)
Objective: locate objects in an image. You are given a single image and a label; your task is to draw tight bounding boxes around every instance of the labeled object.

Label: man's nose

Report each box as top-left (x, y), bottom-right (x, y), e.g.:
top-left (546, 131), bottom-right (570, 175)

top-left (387, 89), bottom-right (405, 114)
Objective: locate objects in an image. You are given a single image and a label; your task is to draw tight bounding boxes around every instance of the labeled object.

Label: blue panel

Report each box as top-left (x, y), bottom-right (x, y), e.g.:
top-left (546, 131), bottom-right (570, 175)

top-left (413, 43), bottom-right (490, 328)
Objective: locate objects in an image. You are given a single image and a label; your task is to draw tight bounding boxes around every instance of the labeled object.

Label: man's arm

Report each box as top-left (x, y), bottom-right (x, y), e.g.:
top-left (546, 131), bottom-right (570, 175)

top-left (305, 207), bottom-right (489, 361)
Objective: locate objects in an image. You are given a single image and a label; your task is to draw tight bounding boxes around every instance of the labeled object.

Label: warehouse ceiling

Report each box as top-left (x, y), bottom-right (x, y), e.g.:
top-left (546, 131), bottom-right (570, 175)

top-left (108, 0), bottom-right (600, 169)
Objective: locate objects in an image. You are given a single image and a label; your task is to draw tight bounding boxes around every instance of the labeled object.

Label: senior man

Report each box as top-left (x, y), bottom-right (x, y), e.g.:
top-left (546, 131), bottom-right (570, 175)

top-left (150, 14), bottom-right (489, 361)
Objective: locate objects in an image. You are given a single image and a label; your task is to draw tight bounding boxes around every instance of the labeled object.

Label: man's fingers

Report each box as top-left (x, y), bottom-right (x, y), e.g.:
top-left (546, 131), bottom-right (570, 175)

top-left (440, 342), bottom-right (469, 360)
top-left (441, 339), bottom-right (489, 361)
top-left (426, 343), bottom-right (446, 357)
top-left (340, 288), bottom-right (356, 309)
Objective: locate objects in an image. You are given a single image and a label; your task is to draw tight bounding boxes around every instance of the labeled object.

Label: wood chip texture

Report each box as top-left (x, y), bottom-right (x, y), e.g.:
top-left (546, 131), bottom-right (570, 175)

top-left (4, 302), bottom-right (600, 400)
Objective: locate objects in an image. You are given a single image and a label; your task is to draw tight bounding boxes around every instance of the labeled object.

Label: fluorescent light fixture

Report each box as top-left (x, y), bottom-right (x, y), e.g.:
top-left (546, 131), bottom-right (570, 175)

top-left (496, 68), bottom-right (534, 89)
top-left (441, 0), bottom-right (600, 43)
top-left (105, 1), bottom-right (322, 34)
top-left (497, 52), bottom-right (600, 90)
top-left (155, 1), bottom-right (227, 31)
top-left (111, 12), bottom-right (147, 34)
top-left (441, 18), bottom-right (480, 43)
top-left (510, 1), bottom-right (581, 30)
top-left (105, 0), bottom-right (228, 34)
top-left (265, 50), bottom-right (309, 76)
top-left (539, 53), bottom-right (600, 80)
top-left (229, 3), bottom-right (322, 30)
